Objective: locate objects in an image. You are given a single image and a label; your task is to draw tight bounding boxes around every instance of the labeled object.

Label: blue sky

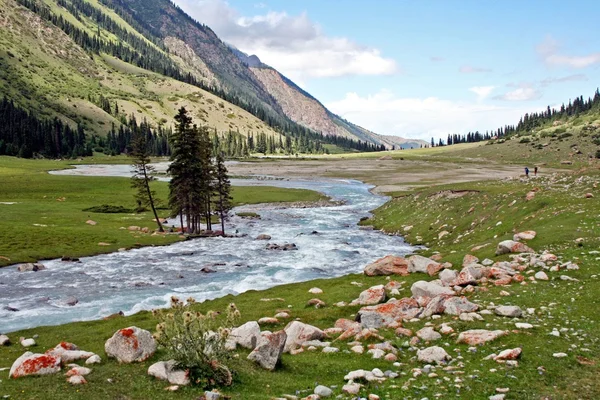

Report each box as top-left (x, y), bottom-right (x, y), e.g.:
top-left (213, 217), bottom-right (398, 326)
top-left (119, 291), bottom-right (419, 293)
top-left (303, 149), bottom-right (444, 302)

top-left (172, 0), bottom-right (600, 141)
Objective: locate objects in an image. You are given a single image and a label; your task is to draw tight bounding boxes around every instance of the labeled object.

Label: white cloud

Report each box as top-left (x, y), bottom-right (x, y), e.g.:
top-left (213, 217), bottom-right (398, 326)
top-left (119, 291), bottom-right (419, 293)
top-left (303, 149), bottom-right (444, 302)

top-left (459, 65), bottom-right (492, 74)
top-left (540, 74), bottom-right (587, 86)
top-left (537, 35), bottom-right (600, 69)
top-left (469, 86), bottom-right (495, 101)
top-left (494, 83), bottom-right (541, 101)
top-left (171, 0), bottom-right (397, 81)
top-left (326, 89), bottom-right (535, 141)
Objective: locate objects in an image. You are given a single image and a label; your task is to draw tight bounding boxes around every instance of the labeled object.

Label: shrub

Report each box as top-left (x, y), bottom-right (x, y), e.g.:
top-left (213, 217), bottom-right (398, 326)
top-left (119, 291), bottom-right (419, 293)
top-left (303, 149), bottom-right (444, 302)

top-left (519, 137), bottom-right (531, 144)
top-left (153, 297), bottom-right (239, 388)
top-left (596, 149), bottom-right (600, 159)
top-left (82, 204), bottom-right (132, 213)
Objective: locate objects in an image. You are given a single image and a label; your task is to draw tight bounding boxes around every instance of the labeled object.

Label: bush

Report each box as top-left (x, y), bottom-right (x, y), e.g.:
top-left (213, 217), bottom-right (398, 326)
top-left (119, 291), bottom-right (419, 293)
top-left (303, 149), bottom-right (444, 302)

top-left (596, 149), bottom-right (600, 159)
top-left (519, 137), bottom-right (531, 144)
top-left (82, 204), bottom-right (132, 213)
top-left (153, 297), bottom-right (239, 388)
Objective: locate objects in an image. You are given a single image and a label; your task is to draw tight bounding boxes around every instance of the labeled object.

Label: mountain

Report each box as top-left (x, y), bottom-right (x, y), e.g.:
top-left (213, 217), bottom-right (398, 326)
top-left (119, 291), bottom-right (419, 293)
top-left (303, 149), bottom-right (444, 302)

top-left (0, 0), bottom-right (421, 152)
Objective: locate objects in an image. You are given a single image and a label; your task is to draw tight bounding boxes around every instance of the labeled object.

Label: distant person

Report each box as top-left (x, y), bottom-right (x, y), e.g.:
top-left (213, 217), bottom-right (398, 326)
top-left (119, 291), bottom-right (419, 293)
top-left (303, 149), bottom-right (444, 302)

top-left (525, 167), bottom-right (529, 178)
top-left (534, 166), bottom-right (538, 176)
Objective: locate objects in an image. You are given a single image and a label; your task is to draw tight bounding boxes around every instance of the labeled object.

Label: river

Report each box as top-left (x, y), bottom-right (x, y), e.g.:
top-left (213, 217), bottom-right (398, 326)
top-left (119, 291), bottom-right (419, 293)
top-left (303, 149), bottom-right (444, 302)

top-left (0, 164), bottom-right (414, 333)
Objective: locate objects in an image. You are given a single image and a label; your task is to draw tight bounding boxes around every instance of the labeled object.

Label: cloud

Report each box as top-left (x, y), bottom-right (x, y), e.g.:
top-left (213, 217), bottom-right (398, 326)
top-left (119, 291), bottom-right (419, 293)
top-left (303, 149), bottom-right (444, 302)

top-left (326, 89), bottom-right (535, 141)
top-left (459, 65), bottom-right (492, 73)
top-left (430, 56), bottom-right (444, 62)
top-left (537, 35), bottom-right (600, 69)
top-left (469, 86), bottom-right (495, 101)
top-left (171, 0), bottom-right (397, 81)
top-left (493, 83), bottom-right (541, 101)
top-left (540, 74), bottom-right (588, 87)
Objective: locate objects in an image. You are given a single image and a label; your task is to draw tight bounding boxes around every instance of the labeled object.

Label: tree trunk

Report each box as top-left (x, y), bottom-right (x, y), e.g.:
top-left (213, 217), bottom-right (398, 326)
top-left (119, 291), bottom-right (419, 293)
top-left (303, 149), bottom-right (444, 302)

top-left (220, 209), bottom-right (225, 236)
top-left (142, 163), bottom-right (164, 232)
top-left (179, 211), bottom-right (184, 233)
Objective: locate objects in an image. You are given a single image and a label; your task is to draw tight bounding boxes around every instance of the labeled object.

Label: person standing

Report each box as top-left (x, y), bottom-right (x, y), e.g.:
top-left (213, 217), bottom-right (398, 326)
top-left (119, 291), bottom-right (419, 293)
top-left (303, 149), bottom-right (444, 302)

top-left (525, 167), bottom-right (529, 178)
top-left (534, 166), bottom-right (538, 176)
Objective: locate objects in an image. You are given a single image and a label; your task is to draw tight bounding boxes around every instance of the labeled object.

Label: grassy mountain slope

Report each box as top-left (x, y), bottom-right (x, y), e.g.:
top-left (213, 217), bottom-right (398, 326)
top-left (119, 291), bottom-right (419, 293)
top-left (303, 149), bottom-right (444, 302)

top-left (0, 0), bottom-right (283, 138)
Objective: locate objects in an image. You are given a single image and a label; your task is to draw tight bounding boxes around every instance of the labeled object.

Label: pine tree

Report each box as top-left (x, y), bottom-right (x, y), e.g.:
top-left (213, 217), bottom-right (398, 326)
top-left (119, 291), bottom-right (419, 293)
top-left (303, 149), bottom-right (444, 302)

top-left (213, 152), bottom-right (232, 236)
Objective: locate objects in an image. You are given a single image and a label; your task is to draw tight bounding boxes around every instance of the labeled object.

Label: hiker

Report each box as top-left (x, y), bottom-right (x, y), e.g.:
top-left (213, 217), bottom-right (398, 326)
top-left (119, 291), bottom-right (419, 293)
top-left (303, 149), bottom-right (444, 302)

top-left (534, 166), bottom-right (538, 176)
top-left (525, 167), bottom-right (529, 178)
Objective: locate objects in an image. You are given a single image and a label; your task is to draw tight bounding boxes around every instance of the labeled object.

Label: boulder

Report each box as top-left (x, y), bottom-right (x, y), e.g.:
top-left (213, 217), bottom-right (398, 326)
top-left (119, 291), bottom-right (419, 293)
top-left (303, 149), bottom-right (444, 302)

top-left (494, 348), bottom-right (522, 361)
top-left (308, 287), bottom-right (323, 294)
top-left (408, 255), bottom-right (442, 276)
top-left (364, 255), bottom-right (409, 276)
top-left (148, 360), bottom-right (190, 385)
top-left (411, 281), bottom-right (454, 298)
top-left (513, 231), bottom-right (536, 241)
top-left (85, 355), bottom-right (101, 364)
top-left (443, 296), bottom-right (479, 315)
top-left (417, 346), bottom-right (451, 364)
top-left (247, 330), bottom-right (287, 370)
top-left (462, 254), bottom-right (479, 266)
top-left (456, 330), bottom-right (507, 345)
top-left (105, 326), bottom-right (156, 363)
top-left (256, 234), bottom-right (271, 240)
top-left (258, 317), bottom-right (279, 325)
top-left (353, 285), bottom-right (386, 305)
top-left (494, 306), bottom-right (523, 318)
top-left (9, 352), bottom-right (62, 378)
top-left (439, 269), bottom-right (458, 284)
top-left (358, 298), bottom-right (421, 329)
top-left (67, 375), bottom-right (87, 385)
top-left (453, 266), bottom-right (483, 286)
top-left (47, 343), bottom-right (95, 363)
top-left (343, 382), bottom-right (362, 394)
top-left (65, 365), bottom-right (92, 377)
top-left (0, 334), bottom-right (10, 346)
top-left (416, 327), bottom-right (441, 341)
top-left (20, 338), bottom-right (36, 347)
top-left (283, 321), bottom-right (324, 352)
top-left (314, 385), bottom-right (333, 397)
top-left (16, 263), bottom-right (46, 272)
top-left (534, 271), bottom-right (549, 281)
top-left (226, 321), bottom-right (261, 350)
top-left (496, 240), bottom-right (534, 255)
top-left (420, 295), bottom-right (450, 318)
top-left (307, 298), bottom-right (326, 308)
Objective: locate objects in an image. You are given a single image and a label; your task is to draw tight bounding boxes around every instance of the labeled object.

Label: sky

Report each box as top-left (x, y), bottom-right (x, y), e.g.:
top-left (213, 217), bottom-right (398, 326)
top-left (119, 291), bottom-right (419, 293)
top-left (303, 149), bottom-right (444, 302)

top-left (171, 0), bottom-right (600, 141)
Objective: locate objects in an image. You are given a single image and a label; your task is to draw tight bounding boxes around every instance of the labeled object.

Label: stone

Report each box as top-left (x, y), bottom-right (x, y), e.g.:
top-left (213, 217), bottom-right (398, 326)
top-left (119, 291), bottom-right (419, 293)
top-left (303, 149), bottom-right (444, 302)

top-left (494, 348), bottom-right (522, 361)
top-left (314, 385), bottom-right (333, 397)
top-left (495, 306), bottom-right (523, 318)
top-left (204, 391), bottom-right (222, 400)
top-left (513, 231), bottom-right (536, 241)
top-left (342, 383), bottom-right (361, 394)
top-left (274, 312), bottom-right (290, 319)
top-left (67, 375), bottom-right (87, 385)
top-left (457, 330), bottom-right (507, 345)
top-left (496, 240), bottom-right (534, 255)
top-left (258, 317), bottom-right (279, 325)
top-left (408, 255), bottom-right (442, 276)
top-left (47, 342), bottom-right (95, 363)
top-left (395, 327), bottom-right (413, 337)
top-left (453, 266), bottom-right (483, 286)
top-left (439, 324), bottom-right (454, 334)
top-left (16, 263), bottom-right (46, 272)
top-left (364, 255), bottom-right (409, 276)
top-left (353, 285), bottom-right (386, 305)
top-left (358, 298), bottom-right (421, 329)
top-left (308, 287), bottom-right (323, 294)
top-left (20, 338), bottom-right (36, 348)
top-left (9, 352), bottom-right (62, 378)
top-left (85, 354), bottom-right (101, 364)
top-left (148, 360), bottom-right (190, 386)
top-left (0, 334), bottom-right (10, 346)
top-left (443, 296), bottom-right (479, 315)
top-left (420, 295), bottom-right (449, 318)
top-left (540, 253), bottom-right (557, 262)
top-left (226, 321), bottom-right (260, 350)
top-left (515, 323), bottom-right (533, 329)
top-left (439, 269), bottom-right (458, 284)
top-left (65, 365), bottom-right (92, 376)
top-left (302, 340), bottom-right (331, 348)
top-left (553, 352), bottom-right (568, 358)
top-left (256, 234), bottom-right (271, 240)
top-left (417, 346), bottom-right (451, 364)
top-left (307, 298), bottom-right (326, 308)
top-left (489, 395), bottom-right (505, 400)
top-left (411, 281), bottom-right (455, 298)
top-left (368, 348), bottom-right (385, 359)
top-left (416, 327), bottom-right (441, 341)
top-left (351, 345), bottom-right (364, 354)
top-left (105, 326), bottom-right (156, 363)
top-left (534, 271), bottom-right (549, 281)
top-left (585, 193), bottom-right (594, 199)
top-left (86, 220), bottom-right (97, 226)
top-left (247, 330), bottom-right (287, 370)
top-left (462, 254), bottom-right (479, 266)
top-left (128, 226), bottom-right (141, 231)
top-left (283, 321), bottom-right (325, 352)
top-left (384, 281), bottom-right (402, 291)
top-left (65, 297), bottom-right (79, 307)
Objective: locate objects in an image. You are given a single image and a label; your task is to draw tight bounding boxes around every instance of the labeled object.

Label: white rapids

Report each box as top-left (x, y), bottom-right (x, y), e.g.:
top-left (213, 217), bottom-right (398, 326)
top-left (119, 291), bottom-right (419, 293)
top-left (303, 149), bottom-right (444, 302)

top-left (0, 164), bottom-right (414, 333)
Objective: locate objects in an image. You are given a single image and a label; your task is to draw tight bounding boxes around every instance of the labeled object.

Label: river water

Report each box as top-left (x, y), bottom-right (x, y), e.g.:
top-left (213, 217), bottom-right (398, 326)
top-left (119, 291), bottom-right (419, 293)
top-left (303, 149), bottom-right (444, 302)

top-left (0, 164), bottom-right (414, 333)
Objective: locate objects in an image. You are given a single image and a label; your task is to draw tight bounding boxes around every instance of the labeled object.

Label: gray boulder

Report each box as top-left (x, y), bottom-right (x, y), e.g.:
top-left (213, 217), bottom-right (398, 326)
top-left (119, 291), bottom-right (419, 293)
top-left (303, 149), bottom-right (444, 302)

top-left (411, 280), bottom-right (454, 298)
top-left (247, 330), bottom-right (287, 370)
top-left (226, 321), bottom-right (261, 350)
top-left (105, 326), bottom-right (156, 363)
top-left (283, 321), bottom-right (324, 352)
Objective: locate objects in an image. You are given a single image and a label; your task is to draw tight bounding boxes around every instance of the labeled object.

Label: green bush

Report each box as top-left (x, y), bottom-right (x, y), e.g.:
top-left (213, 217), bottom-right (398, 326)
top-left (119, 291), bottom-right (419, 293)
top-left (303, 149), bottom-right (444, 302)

top-left (519, 137), bottom-right (531, 144)
top-left (153, 297), bottom-right (239, 388)
top-left (82, 204), bottom-right (132, 213)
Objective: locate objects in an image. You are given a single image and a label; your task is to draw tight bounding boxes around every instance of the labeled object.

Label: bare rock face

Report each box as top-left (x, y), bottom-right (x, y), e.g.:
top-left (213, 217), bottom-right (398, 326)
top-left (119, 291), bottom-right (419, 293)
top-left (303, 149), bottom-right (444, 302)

top-left (364, 255), bottom-right (409, 276)
top-left (408, 255), bottom-right (443, 276)
top-left (148, 360), bottom-right (190, 385)
top-left (352, 285), bottom-right (386, 305)
top-left (247, 330), bottom-right (287, 370)
top-left (456, 329), bottom-right (507, 345)
top-left (417, 346), bottom-right (451, 364)
top-left (283, 321), bottom-right (324, 352)
top-left (226, 321), bottom-right (261, 350)
top-left (358, 298), bottom-right (422, 329)
top-left (9, 352), bottom-right (62, 378)
top-left (105, 327), bottom-right (156, 363)
top-left (411, 281), bottom-right (454, 298)
top-left (496, 240), bottom-right (534, 255)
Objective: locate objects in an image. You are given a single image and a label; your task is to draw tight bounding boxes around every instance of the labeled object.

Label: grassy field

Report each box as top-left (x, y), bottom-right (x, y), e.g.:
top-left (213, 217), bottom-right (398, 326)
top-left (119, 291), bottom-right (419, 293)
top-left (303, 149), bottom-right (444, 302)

top-left (0, 156), bottom-right (327, 267)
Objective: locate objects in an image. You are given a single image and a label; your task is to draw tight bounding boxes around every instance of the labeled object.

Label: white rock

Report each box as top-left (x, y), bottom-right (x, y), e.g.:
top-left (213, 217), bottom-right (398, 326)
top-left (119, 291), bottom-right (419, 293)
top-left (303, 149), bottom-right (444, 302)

top-left (20, 338), bottom-right (36, 348)
top-left (322, 347), bottom-right (339, 353)
top-left (148, 360), bottom-right (190, 386)
top-left (314, 385), bottom-right (333, 397)
top-left (342, 382), bottom-right (361, 394)
top-left (0, 334), bottom-right (10, 346)
top-left (553, 352), bottom-right (568, 358)
top-left (105, 327), bottom-right (156, 363)
top-left (515, 323), bottom-right (533, 329)
top-left (368, 348), bottom-right (385, 359)
top-left (417, 346), bottom-right (451, 364)
top-left (534, 271), bottom-right (549, 281)
top-left (226, 321), bottom-right (261, 350)
top-left (283, 321), bottom-right (325, 352)
top-left (65, 365), bottom-right (92, 376)
top-left (411, 281), bottom-right (454, 298)
top-left (309, 287), bottom-right (323, 294)
top-left (247, 330), bottom-right (287, 370)
top-left (495, 306), bottom-right (523, 318)
top-left (417, 327), bottom-right (441, 341)
top-left (9, 352), bottom-right (62, 378)
top-left (67, 375), bottom-right (87, 385)
top-left (350, 345), bottom-right (364, 354)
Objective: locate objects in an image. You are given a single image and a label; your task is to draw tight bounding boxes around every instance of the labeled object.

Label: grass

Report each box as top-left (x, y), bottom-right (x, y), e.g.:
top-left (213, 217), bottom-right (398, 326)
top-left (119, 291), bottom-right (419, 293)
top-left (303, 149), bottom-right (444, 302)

top-left (0, 156), bottom-right (327, 267)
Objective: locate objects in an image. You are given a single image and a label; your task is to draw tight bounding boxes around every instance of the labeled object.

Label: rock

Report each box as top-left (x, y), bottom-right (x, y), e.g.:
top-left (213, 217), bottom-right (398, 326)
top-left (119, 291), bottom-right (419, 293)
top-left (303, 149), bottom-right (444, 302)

top-left (226, 321), bottom-right (260, 350)
top-left (308, 287), bottom-right (323, 294)
top-left (258, 317), bottom-right (279, 325)
top-left (453, 266), bottom-right (483, 286)
top-left (256, 234), bottom-right (271, 240)
top-left (439, 269), bottom-right (458, 284)
top-left (9, 352), bottom-right (62, 378)
top-left (495, 306), bottom-right (523, 318)
top-left (457, 330), bottom-right (507, 345)
top-left (148, 360), bottom-right (190, 386)
top-left (585, 193), bottom-right (594, 199)
top-left (439, 324), bottom-right (454, 334)
top-left (553, 352), bottom-right (568, 358)
top-left (364, 255), bottom-right (409, 276)
top-left (65, 365), bottom-right (92, 377)
top-left (515, 323), bottom-right (533, 330)
top-left (105, 326), bottom-right (156, 363)
top-left (420, 295), bottom-right (449, 318)
top-left (85, 354), bottom-right (101, 364)
top-left (384, 281), bottom-right (402, 291)
top-left (513, 231), bottom-right (536, 241)
top-left (417, 346), bottom-right (451, 364)
top-left (411, 280), bottom-right (454, 298)
top-left (302, 340), bottom-right (331, 348)
top-left (534, 271), bottom-right (549, 281)
top-left (494, 348), bottom-right (522, 361)
top-left (443, 296), bottom-right (479, 315)
top-left (247, 330), bottom-right (287, 370)
top-left (408, 255), bottom-right (442, 276)
top-left (343, 382), bottom-right (361, 394)
top-left (86, 220), bottom-right (97, 226)
top-left (65, 296), bottom-right (79, 307)
top-left (0, 334), bottom-right (10, 346)
top-left (128, 226), bottom-right (141, 231)
top-left (540, 253), bottom-right (557, 262)
top-left (284, 321), bottom-right (325, 352)
top-left (204, 391), bottom-right (222, 400)
top-left (47, 343), bottom-right (95, 363)
top-left (416, 327), bottom-right (441, 341)
top-left (368, 348), bottom-right (385, 359)
top-left (67, 375), bottom-right (87, 385)
top-left (384, 353), bottom-right (398, 362)
top-left (489, 395), bottom-right (505, 400)
top-left (307, 298), bottom-right (326, 308)
top-left (322, 346), bottom-right (339, 353)
top-left (462, 254), bottom-right (479, 266)
top-left (396, 328), bottom-right (414, 338)
top-left (16, 263), bottom-right (46, 272)
top-left (314, 385), bottom-right (333, 397)
top-left (358, 298), bottom-right (421, 329)
top-left (351, 345), bottom-right (364, 354)
top-left (20, 338), bottom-right (36, 348)
top-left (353, 285), bottom-right (386, 305)
top-left (526, 191), bottom-right (536, 201)
top-left (496, 240), bottom-right (534, 255)
top-left (274, 312), bottom-right (290, 319)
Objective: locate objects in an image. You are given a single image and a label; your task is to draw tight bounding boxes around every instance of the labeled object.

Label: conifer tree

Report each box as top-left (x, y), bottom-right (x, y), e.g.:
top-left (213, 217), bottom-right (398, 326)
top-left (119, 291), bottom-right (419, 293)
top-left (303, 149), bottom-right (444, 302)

top-left (213, 152), bottom-right (232, 236)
